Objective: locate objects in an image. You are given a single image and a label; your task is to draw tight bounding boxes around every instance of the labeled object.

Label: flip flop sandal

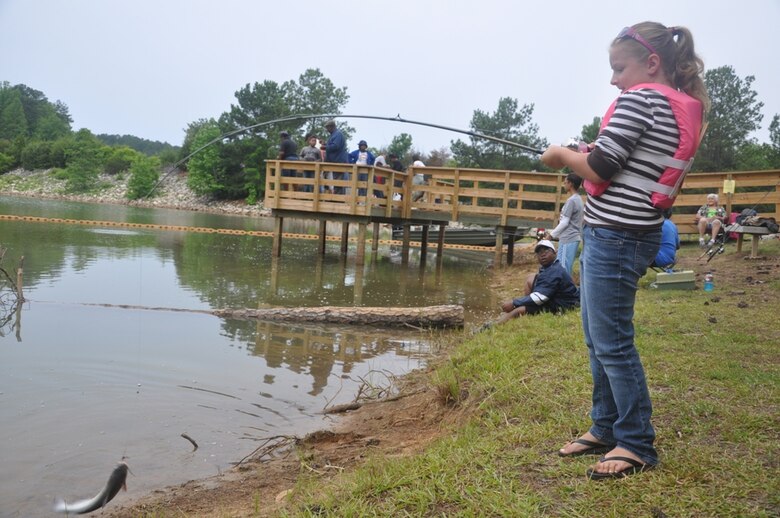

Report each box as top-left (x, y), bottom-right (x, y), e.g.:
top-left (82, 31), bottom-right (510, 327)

top-left (586, 455), bottom-right (655, 480)
top-left (558, 438), bottom-right (613, 457)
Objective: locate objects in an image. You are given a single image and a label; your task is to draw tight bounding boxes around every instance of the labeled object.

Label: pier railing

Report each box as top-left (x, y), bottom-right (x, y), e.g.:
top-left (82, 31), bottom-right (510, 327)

top-left (265, 161), bottom-right (780, 233)
top-left (265, 161), bottom-right (565, 228)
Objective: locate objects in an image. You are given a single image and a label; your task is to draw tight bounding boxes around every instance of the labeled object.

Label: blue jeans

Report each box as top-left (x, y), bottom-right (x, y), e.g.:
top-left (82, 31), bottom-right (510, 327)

top-left (580, 224), bottom-right (661, 465)
top-left (302, 170), bottom-right (314, 193)
top-left (558, 240), bottom-right (579, 276)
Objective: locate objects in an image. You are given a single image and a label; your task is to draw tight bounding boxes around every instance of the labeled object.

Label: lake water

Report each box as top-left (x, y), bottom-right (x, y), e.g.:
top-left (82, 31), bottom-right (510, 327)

top-left (0, 196), bottom-right (500, 517)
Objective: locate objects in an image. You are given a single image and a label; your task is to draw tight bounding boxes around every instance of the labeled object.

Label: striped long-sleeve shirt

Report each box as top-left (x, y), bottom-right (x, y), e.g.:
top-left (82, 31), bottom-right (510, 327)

top-left (585, 88), bottom-right (681, 231)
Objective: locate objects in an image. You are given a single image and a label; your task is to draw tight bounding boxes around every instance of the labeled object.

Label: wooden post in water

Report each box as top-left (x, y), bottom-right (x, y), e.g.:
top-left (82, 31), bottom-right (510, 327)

top-left (401, 225), bottom-right (411, 265)
top-left (356, 223), bottom-right (367, 265)
top-left (371, 222), bottom-right (380, 254)
top-left (353, 262), bottom-right (364, 305)
top-left (436, 224), bottom-right (446, 269)
top-left (272, 217), bottom-right (283, 257)
top-left (340, 222), bottom-right (350, 256)
top-left (419, 225), bottom-right (429, 264)
top-left (317, 220), bottom-right (327, 255)
top-left (270, 256), bottom-right (280, 295)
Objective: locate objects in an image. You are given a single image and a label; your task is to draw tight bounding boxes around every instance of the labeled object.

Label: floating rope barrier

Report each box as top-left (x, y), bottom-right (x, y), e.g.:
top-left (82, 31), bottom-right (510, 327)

top-left (0, 214), bottom-right (509, 252)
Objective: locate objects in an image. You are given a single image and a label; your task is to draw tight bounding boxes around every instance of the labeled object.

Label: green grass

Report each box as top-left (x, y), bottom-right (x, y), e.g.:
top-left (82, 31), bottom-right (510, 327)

top-left (287, 241), bottom-right (780, 517)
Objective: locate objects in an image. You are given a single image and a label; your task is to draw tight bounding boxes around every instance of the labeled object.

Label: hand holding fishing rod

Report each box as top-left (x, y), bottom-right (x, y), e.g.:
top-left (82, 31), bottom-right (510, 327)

top-left (540, 139), bottom-right (598, 180)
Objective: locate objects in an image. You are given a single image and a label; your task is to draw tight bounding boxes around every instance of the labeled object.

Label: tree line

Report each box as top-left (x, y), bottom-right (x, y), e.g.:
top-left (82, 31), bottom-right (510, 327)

top-left (0, 81), bottom-right (179, 198)
top-left (1, 65), bottom-right (778, 203)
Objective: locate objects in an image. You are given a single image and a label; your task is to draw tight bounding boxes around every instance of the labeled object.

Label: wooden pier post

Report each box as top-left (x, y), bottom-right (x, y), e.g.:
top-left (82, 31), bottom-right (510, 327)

top-left (419, 225), bottom-right (430, 264)
top-left (272, 217), bottom-right (284, 257)
top-left (436, 224), bottom-right (446, 269)
top-left (371, 222), bottom-right (380, 253)
top-left (506, 228), bottom-right (516, 266)
top-left (356, 222), bottom-right (367, 265)
top-left (353, 262), bottom-right (364, 305)
top-left (270, 255), bottom-right (280, 294)
top-left (493, 226), bottom-right (504, 267)
top-left (317, 220), bottom-right (327, 255)
top-left (340, 222), bottom-right (350, 256)
top-left (401, 225), bottom-right (411, 265)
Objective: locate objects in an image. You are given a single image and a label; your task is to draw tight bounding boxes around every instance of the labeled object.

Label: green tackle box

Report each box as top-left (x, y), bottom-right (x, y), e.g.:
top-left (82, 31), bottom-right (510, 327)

top-left (651, 270), bottom-right (696, 290)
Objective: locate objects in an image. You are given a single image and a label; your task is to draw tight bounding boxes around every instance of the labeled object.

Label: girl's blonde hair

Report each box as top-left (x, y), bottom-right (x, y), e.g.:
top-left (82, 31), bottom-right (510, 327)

top-left (613, 21), bottom-right (710, 113)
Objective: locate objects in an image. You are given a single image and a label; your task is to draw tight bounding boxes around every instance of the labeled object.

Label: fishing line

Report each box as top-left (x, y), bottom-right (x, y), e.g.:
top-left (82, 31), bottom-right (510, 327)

top-left (129, 223), bottom-right (144, 468)
top-left (143, 113), bottom-right (546, 199)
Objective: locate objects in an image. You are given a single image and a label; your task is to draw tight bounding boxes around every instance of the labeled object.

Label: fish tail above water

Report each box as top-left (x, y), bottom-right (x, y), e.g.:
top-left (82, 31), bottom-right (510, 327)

top-left (53, 461), bottom-right (129, 514)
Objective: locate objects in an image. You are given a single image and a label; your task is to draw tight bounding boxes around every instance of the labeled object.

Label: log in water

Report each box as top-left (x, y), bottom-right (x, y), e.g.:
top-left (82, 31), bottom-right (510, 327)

top-left (212, 304), bottom-right (464, 328)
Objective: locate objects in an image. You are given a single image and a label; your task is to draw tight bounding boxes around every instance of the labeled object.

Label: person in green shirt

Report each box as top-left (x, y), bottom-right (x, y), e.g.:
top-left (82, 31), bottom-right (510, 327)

top-left (694, 193), bottom-right (726, 247)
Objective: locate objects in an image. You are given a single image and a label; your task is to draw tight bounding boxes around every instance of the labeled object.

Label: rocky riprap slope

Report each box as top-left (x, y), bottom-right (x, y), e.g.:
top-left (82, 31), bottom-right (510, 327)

top-left (0, 169), bottom-right (269, 217)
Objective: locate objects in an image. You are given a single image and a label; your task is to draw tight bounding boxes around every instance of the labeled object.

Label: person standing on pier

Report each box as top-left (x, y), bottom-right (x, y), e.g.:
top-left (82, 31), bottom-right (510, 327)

top-left (322, 120), bottom-right (349, 194)
top-left (349, 140), bottom-right (376, 196)
top-left (278, 131), bottom-right (299, 190)
top-left (299, 134), bottom-right (321, 193)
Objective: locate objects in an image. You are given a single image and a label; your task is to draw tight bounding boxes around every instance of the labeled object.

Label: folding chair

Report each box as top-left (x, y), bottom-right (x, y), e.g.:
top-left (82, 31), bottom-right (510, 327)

top-left (698, 223), bottom-right (733, 263)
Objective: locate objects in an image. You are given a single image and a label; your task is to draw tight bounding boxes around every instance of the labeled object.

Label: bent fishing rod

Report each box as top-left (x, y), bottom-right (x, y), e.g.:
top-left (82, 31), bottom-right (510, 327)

top-left (144, 113), bottom-right (545, 198)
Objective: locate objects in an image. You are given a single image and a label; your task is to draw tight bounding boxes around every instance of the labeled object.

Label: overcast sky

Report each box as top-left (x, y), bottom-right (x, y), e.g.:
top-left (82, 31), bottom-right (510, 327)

top-left (1, 0), bottom-right (777, 154)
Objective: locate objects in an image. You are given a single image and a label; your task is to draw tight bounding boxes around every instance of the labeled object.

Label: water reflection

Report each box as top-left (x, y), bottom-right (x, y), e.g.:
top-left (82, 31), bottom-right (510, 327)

top-left (248, 320), bottom-right (431, 396)
top-left (0, 297), bottom-right (22, 340)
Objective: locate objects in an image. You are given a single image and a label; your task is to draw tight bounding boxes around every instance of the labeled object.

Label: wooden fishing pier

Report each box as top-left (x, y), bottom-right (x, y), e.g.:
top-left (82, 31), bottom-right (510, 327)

top-left (264, 161), bottom-right (565, 266)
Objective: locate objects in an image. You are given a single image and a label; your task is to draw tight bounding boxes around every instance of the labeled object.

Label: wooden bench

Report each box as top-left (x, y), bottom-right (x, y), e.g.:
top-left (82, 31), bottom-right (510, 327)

top-left (727, 224), bottom-right (772, 258)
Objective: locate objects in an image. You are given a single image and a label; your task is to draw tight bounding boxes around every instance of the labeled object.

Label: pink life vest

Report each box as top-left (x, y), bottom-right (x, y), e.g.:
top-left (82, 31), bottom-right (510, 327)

top-left (583, 83), bottom-right (704, 209)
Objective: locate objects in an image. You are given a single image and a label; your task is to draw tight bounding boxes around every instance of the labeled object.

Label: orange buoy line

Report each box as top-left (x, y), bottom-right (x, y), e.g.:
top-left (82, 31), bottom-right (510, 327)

top-left (0, 214), bottom-right (501, 251)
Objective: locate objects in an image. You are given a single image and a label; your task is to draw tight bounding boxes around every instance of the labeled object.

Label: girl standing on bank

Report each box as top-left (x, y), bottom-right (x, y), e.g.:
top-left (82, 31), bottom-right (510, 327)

top-left (541, 21), bottom-right (708, 479)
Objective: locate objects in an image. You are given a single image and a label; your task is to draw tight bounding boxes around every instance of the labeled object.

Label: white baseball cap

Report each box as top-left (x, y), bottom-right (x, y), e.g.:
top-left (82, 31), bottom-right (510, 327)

top-left (535, 239), bottom-right (556, 253)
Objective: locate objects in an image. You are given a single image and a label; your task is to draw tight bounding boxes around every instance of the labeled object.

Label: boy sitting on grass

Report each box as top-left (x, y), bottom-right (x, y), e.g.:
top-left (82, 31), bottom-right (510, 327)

top-left (483, 240), bottom-right (580, 329)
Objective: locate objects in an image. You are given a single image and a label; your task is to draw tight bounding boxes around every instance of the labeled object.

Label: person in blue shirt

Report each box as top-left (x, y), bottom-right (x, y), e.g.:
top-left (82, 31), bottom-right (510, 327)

top-left (349, 140), bottom-right (376, 196)
top-left (489, 240), bottom-right (580, 327)
top-left (322, 120), bottom-right (349, 194)
top-left (652, 209), bottom-right (679, 270)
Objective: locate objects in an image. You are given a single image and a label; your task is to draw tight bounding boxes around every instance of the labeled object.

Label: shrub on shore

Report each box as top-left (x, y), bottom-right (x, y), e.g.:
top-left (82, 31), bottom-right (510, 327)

top-left (127, 155), bottom-right (160, 200)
